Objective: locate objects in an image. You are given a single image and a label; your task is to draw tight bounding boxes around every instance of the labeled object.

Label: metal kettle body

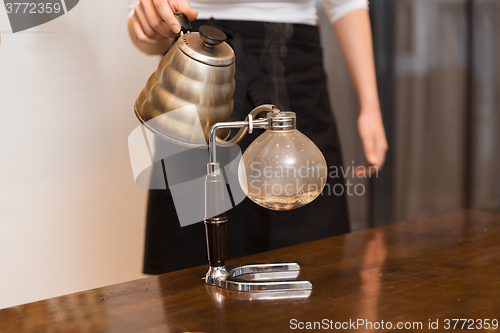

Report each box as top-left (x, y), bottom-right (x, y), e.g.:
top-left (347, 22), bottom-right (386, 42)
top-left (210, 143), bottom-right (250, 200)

top-left (135, 16), bottom-right (235, 147)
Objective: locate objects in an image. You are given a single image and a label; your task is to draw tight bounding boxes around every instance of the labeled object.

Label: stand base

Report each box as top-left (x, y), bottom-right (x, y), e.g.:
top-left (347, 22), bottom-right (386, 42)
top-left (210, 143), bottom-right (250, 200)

top-left (205, 262), bottom-right (312, 292)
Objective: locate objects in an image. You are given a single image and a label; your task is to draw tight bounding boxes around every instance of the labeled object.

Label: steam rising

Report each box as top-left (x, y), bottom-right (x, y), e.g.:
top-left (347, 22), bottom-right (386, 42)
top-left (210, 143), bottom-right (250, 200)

top-left (261, 23), bottom-right (294, 111)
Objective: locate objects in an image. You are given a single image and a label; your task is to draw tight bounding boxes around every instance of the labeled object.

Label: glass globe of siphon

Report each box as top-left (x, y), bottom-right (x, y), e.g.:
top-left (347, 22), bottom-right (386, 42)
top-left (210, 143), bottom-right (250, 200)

top-left (238, 112), bottom-right (328, 211)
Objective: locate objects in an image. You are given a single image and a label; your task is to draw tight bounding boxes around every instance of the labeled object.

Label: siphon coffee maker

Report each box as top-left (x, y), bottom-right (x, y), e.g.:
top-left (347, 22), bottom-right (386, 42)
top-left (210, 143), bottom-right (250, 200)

top-left (203, 104), bottom-right (327, 292)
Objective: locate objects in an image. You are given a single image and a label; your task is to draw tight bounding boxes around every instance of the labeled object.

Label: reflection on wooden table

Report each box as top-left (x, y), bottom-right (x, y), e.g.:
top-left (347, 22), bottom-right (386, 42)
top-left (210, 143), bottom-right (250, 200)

top-left (1, 210), bottom-right (499, 332)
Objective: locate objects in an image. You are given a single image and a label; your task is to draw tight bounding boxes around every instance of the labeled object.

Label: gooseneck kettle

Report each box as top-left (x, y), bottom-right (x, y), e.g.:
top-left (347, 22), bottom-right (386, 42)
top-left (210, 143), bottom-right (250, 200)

top-left (134, 13), bottom-right (236, 147)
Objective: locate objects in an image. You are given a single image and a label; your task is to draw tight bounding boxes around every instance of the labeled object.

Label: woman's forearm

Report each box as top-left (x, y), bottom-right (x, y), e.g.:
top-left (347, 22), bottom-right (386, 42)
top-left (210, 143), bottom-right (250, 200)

top-left (332, 8), bottom-right (380, 112)
top-left (128, 17), bottom-right (173, 56)
top-left (332, 8), bottom-right (388, 170)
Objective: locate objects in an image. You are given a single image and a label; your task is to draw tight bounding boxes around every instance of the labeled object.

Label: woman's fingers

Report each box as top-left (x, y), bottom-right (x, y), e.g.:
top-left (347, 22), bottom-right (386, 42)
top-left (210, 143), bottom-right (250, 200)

top-left (141, 0), bottom-right (176, 38)
top-left (153, 0), bottom-right (181, 34)
top-left (357, 109), bottom-right (388, 175)
top-left (354, 133), bottom-right (387, 178)
top-left (376, 132), bottom-right (388, 167)
top-left (363, 133), bottom-right (378, 167)
top-left (358, 118), bottom-right (378, 167)
top-left (133, 0), bottom-right (199, 44)
top-left (366, 133), bottom-right (387, 169)
top-left (134, 4), bottom-right (160, 41)
top-left (172, 0), bottom-right (198, 21)
top-left (131, 14), bottom-right (158, 45)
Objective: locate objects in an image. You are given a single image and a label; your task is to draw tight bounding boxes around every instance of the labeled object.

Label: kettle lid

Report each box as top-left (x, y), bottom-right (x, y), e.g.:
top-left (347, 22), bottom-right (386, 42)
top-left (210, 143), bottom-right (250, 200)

top-left (178, 25), bottom-right (234, 67)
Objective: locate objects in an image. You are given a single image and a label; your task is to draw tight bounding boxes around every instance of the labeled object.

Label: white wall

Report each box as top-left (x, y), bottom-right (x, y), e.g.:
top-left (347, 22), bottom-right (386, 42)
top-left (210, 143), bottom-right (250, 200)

top-left (0, 0), bottom-right (160, 309)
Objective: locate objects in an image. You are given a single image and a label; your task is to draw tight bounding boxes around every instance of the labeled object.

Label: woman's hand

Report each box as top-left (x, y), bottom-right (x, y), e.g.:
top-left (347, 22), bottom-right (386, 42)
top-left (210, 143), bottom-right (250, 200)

top-left (128, 0), bottom-right (197, 55)
top-left (355, 105), bottom-right (388, 176)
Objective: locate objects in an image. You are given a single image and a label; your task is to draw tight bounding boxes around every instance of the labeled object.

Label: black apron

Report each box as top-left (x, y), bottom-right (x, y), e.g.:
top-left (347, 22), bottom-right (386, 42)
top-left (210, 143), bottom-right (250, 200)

top-left (143, 20), bottom-right (350, 275)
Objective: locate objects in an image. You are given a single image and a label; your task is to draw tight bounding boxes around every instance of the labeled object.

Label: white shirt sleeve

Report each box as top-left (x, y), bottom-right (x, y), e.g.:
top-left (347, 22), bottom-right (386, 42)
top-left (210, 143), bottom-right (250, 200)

top-left (321, 0), bottom-right (369, 23)
top-left (127, 0), bottom-right (368, 24)
top-left (128, 0), bottom-right (139, 18)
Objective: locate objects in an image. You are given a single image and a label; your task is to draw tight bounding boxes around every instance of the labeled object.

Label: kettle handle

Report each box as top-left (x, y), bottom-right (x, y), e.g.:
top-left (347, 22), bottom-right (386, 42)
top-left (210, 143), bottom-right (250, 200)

top-left (174, 12), bottom-right (192, 35)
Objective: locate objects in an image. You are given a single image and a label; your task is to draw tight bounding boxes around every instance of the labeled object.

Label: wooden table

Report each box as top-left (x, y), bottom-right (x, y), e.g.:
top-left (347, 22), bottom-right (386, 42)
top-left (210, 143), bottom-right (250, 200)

top-left (1, 210), bottom-right (500, 332)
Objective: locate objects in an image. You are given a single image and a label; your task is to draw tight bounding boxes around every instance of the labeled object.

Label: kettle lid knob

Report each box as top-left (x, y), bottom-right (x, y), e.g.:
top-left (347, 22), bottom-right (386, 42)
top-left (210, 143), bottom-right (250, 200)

top-left (177, 24), bottom-right (234, 66)
top-left (199, 25), bottom-right (227, 47)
